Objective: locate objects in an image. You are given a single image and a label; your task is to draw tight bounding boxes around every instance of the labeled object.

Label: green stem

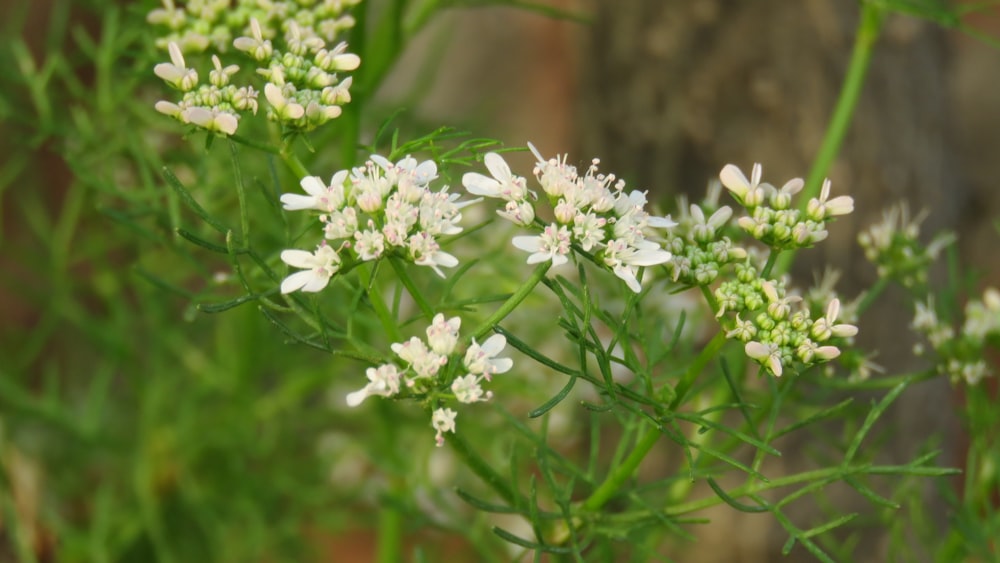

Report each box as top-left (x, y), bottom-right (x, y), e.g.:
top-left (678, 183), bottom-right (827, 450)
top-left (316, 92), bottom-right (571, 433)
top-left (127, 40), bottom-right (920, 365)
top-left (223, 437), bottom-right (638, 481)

top-left (388, 256), bottom-right (435, 319)
top-left (761, 249), bottom-right (781, 279)
top-left (448, 430), bottom-right (518, 506)
top-left (580, 330), bottom-right (728, 512)
top-left (855, 276), bottom-right (889, 315)
top-left (364, 264), bottom-right (402, 342)
top-left (774, 2), bottom-right (884, 276)
top-left (469, 262), bottom-right (551, 342)
top-left (376, 503), bottom-right (403, 563)
top-left (280, 147), bottom-right (310, 180)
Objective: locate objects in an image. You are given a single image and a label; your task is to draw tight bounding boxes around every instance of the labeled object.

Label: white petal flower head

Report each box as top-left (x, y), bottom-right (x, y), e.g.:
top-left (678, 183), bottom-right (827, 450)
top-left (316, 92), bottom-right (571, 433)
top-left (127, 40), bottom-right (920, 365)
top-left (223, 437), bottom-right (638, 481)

top-left (182, 107), bottom-right (239, 135)
top-left (345, 364), bottom-right (401, 407)
top-left (408, 232), bottom-right (458, 277)
top-left (719, 163), bottom-right (762, 206)
top-left (425, 313), bottom-right (461, 355)
top-left (463, 152), bottom-right (530, 201)
top-left (770, 177), bottom-right (804, 210)
top-left (463, 334), bottom-right (513, 381)
top-left (603, 238), bottom-right (672, 293)
top-left (154, 41), bottom-right (198, 91)
top-left (810, 298), bottom-right (859, 341)
top-left (264, 82), bottom-right (305, 120)
top-left (280, 244), bottom-right (341, 294)
top-left (745, 341), bottom-right (784, 377)
top-left (807, 179), bottom-right (854, 220)
top-left (233, 18), bottom-right (273, 61)
top-left (431, 408), bottom-right (457, 447)
top-left (451, 374), bottom-right (488, 404)
top-left (281, 171), bottom-right (349, 212)
top-left (512, 224), bottom-right (571, 266)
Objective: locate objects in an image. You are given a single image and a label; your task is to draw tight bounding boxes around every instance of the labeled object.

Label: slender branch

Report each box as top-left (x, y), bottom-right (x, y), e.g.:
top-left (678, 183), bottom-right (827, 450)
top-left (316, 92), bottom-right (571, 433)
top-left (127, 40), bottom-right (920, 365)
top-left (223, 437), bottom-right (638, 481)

top-left (774, 3), bottom-right (884, 276)
top-left (469, 262), bottom-right (551, 342)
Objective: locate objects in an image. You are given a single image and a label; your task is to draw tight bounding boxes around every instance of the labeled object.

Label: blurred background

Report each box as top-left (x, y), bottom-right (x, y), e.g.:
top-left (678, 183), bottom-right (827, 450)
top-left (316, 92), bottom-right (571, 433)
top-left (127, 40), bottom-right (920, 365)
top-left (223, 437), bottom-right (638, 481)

top-left (2, 0), bottom-right (999, 561)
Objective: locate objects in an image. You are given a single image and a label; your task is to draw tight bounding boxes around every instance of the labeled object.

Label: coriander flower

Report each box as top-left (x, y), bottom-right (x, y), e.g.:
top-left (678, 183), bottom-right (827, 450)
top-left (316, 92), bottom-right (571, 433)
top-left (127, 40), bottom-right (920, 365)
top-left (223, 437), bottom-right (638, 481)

top-left (154, 42), bottom-right (198, 91)
top-left (810, 298), bottom-right (859, 341)
top-left (345, 364), bottom-right (401, 407)
top-left (463, 334), bottom-right (513, 381)
top-left (451, 374), bottom-right (489, 404)
top-left (719, 163), bottom-right (763, 207)
top-left (602, 238), bottom-right (672, 293)
top-left (431, 408), bottom-right (457, 447)
top-left (280, 244), bottom-right (341, 293)
top-left (281, 172), bottom-right (349, 212)
top-left (806, 179), bottom-right (854, 220)
top-left (183, 106), bottom-right (238, 135)
top-left (745, 341), bottom-right (784, 377)
top-left (512, 223), bottom-right (572, 266)
top-left (425, 313), bottom-right (461, 355)
top-left (264, 82), bottom-right (305, 120)
top-left (462, 152), bottom-right (531, 201)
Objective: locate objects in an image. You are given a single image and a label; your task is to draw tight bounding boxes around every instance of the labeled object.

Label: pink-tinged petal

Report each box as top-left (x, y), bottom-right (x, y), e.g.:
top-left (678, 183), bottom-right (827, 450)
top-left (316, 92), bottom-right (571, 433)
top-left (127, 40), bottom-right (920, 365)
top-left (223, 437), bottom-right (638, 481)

top-left (768, 355), bottom-right (783, 377)
top-left (815, 346), bottom-right (841, 361)
top-left (280, 270), bottom-right (315, 294)
top-left (481, 334), bottom-right (506, 356)
top-left (648, 215), bottom-right (678, 228)
top-left (334, 53), bottom-right (361, 71)
top-left (627, 248), bottom-right (672, 266)
top-left (744, 342), bottom-right (771, 360)
top-left (300, 176), bottom-right (326, 197)
top-left (511, 236), bottom-right (542, 253)
top-left (280, 193), bottom-right (316, 210)
top-left (285, 102), bottom-right (305, 119)
top-left (613, 265), bottom-right (642, 293)
top-left (491, 358), bottom-right (513, 374)
top-left (280, 249), bottom-right (315, 268)
top-left (215, 113), bottom-right (238, 135)
top-left (826, 196), bottom-right (854, 216)
top-left (345, 387), bottom-right (369, 407)
top-left (462, 172), bottom-right (501, 197)
top-left (483, 152), bottom-right (512, 182)
top-left (155, 101), bottom-right (182, 118)
top-left (719, 164), bottom-right (750, 195)
top-left (300, 273), bottom-right (331, 293)
top-left (780, 178), bottom-right (804, 195)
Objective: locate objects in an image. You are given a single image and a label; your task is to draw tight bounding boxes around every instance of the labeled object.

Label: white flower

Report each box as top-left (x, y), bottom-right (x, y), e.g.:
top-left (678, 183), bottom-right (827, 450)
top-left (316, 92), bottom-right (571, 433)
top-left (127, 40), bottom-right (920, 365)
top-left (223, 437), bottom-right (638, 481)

top-left (264, 83), bottom-right (305, 120)
top-left (463, 152), bottom-right (530, 201)
top-left (392, 337), bottom-right (446, 380)
top-left (323, 207), bottom-right (358, 239)
top-left (407, 232), bottom-right (459, 277)
top-left (182, 107), bottom-right (239, 135)
top-left (463, 334), bottom-right (513, 381)
top-left (233, 18), bottom-right (273, 61)
top-left (745, 341), bottom-right (784, 377)
top-left (761, 280), bottom-right (802, 321)
top-left (769, 177), bottom-right (804, 210)
top-left (572, 212), bottom-right (607, 251)
top-left (345, 364), bottom-right (401, 407)
top-left (281, 171), bottom-right (349, 212)
top-left (431, 408), bottom-right (457, 447)
top-left (497, 199), bottom-right (535, 226)
top-left (810, 298), bottom-right (859, 341)
top-left (154, 42), bottom-right (198, 91)
top-left (451, 374), bottom-right (488, 404)
top-left (208, 55), bottom-right (239, 87)
top-left (316, 41), bottom-right (361, 72)
top-left (512, 223), bottom-right (571, 266)
top-left (689, 204), bottom-right (732, 242)
top-left (602, 238), bottom-right (672, 293)
top-left (806, 179), bottom-right (854, 220)
top-left (425, 314), bottom-right (461, 355)
top-left (353, 225), bottom-right (386, 261)
top-left (280, 244), bottom-right (340, 293)
top-left (719, 163), bottom-right (763, 206)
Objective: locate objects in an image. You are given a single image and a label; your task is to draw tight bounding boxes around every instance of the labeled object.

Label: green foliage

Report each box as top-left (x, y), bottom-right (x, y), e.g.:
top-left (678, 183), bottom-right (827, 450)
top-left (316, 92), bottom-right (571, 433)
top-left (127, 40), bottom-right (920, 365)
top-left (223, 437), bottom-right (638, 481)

top-left (1, 0), bottom-right (998, 562)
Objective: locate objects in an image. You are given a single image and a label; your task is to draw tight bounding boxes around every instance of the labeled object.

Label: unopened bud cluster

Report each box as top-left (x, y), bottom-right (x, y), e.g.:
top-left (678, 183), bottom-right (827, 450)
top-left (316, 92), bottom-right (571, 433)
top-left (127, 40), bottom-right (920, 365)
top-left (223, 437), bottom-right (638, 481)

top-left (720, 164), bottom-right (853, 250)
top-left (235, 18), bottom-right (358, 130)
top-left (462, 144), bottom-right (677, 293)
top-left (858, 204), bottom-right (955, 289)
top-left (911, 289), bottom-right (1000, 385)
top-left (720, 279), bottom-right (858, 377)
top-left (344, 313), bottom-right (513, 446)
top-left (279, 155), bottom-right (477, 294)
top-left (663, 202), bottom-right (748, 286)
top-left (150, 1), bottom-right (360, 133)
top-left (148, 0), bottom-right (360, 54)
top-left (154, 43), bottom-right (257, 135)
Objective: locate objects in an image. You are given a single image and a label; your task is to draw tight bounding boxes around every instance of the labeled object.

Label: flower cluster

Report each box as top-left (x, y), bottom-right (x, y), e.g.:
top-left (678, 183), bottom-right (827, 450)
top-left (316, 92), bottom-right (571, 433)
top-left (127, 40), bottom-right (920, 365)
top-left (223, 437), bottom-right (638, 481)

top-left (462, 145), bottom-right (677, 292)
top-left (279, 155), bottom-right (476, 293)
top-left (858, 204), bottom-right (955, 289)
top-left (150, 2), bottom-right (360, 133)
top-left (154, 42), bottom-right (258, 135)
top-left (717, 275), bottom-right (858, 376)
top-left (345, 314), bottom-right (513, 446)
top-left (234, 18), bottom-right (358, 130)
top-left (720, 164), bottom-right (853, 250)
top-left (911, 289), bottom-right (1000, 385)
top-left (662, 200), bottom-right (748, 286)
top-left (148, 0), bottom-right (360, 54)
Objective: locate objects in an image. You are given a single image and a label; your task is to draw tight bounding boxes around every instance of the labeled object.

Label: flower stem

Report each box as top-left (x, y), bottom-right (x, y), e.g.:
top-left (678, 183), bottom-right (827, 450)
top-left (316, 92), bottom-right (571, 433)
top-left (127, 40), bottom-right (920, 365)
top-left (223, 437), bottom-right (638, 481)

top-left (775, 2), bottom-right (884, 276)
top-left (761, 249), bottom-right (781, 279)
top-left (376, 503), bottom-right (403, 563)
top-left (469, 262), bottom-right (551, 342)
top-left (364, 264), bottom-right (402, 342)
top-left (280, 147), bottom-right (310, 180)
top-left (854, 276), bottom-right (888, 315)
top-left (580, 330), bottom-right (728, 512)
top-left (388, 256), bottom-right (435, 320)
